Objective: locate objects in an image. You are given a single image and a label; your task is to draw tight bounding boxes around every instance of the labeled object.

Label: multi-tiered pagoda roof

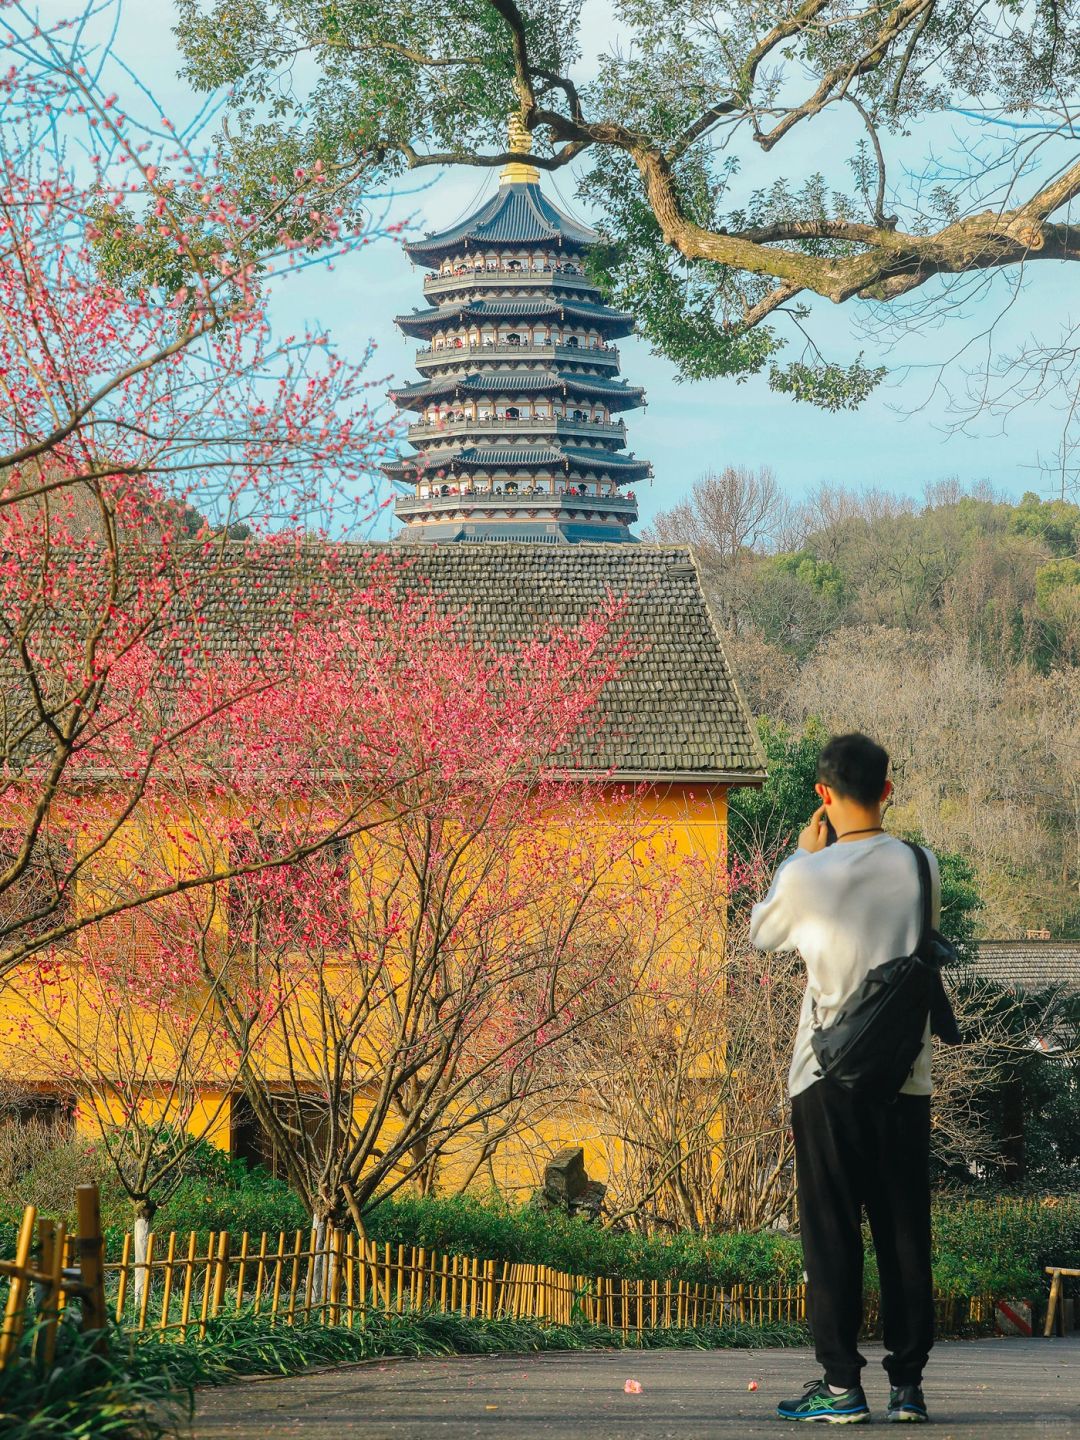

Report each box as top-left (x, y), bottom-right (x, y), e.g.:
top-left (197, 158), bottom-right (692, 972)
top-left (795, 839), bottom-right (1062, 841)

top-left (386, 124), bottom-right (651, 543)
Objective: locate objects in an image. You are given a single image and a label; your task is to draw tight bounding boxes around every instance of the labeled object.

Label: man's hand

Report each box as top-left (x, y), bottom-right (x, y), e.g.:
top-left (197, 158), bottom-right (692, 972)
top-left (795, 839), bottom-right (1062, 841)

top-left (798, 804), bottom-right (830, 853)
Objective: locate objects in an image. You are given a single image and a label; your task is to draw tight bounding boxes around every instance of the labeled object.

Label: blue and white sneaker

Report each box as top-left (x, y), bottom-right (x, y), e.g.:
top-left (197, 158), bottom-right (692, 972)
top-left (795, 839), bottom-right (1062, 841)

top-left (777, 1379), bottom-right (871, 1423)
top-left (887, 1383), bottom-right (929, 1423)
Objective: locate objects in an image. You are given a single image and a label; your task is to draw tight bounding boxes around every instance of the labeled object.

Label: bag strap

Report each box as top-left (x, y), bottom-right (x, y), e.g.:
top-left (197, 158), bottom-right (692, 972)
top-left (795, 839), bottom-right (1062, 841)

top-left (903, 839), bottom-right (933, 954)
top-left (903, 839), bottom-right (963, 1044)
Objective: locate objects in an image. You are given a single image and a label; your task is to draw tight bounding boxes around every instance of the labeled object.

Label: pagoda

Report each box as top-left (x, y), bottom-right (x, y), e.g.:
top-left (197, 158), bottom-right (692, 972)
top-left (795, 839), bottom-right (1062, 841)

top-left (385, 118), bottom-right (651, 543)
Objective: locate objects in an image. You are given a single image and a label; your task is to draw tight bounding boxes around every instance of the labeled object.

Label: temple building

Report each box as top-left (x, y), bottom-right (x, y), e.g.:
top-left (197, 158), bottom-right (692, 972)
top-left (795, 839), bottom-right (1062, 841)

top-left (386, 119), bottom-right (650, 543)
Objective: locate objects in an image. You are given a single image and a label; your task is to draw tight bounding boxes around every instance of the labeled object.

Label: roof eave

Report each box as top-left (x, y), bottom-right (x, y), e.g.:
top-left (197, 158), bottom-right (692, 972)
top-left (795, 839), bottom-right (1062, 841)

top-left (559, 767), bottom-right (767, 787)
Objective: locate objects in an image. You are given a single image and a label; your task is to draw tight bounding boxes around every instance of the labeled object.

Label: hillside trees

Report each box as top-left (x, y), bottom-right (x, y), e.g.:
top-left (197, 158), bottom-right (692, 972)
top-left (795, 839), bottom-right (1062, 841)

top-left (178, 0), bottom-right (1080, 450)
top-left (0, 7), bottom-right (396, 984)
top-left (652, 476), bottom-right (1080, 935)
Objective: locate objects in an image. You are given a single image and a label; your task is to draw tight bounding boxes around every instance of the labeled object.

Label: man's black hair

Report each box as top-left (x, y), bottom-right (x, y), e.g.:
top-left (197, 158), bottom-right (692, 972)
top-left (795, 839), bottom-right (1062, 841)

top-left (817, 733), bottom-right (889, 806)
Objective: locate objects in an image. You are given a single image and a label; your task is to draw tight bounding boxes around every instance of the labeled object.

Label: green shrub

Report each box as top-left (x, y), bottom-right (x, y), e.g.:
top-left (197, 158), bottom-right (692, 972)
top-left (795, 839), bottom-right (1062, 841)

top-left (362, 1189), bottom-right (1080, 1299)
top-left (930, 1194), bottom-right (1080, 1297)
top-left (362, 1191), bottom-right (805, 1286)
top-left (0, 1317), bottom-right (187, 1439)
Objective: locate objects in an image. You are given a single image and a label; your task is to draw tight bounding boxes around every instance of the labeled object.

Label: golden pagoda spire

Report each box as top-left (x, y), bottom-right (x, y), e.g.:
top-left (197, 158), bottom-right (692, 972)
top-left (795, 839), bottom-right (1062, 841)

top-left (500, 112), bottom-right (540, 185)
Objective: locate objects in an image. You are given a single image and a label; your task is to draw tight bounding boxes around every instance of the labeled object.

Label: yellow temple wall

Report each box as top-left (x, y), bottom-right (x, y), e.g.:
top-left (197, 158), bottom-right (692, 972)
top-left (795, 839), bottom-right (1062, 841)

top-left (0, 781), bottom-right (728, 1191)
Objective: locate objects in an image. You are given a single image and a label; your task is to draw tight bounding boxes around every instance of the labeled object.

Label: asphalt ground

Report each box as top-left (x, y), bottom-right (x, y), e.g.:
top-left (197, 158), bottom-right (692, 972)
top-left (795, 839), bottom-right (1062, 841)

top-left (190, 1334), bottom-right (1080, 1439)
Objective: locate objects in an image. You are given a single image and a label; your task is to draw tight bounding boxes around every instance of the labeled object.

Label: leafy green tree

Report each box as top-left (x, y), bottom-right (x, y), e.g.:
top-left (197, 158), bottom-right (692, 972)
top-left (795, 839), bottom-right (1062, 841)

top-left (731, 718), bottom-right (983, 952)
top-left (1010, 494), bottom-right (1080, 560)
top-left (728, 717), bottom-right (825, 863)
top-left (177, 0), bottom-right (1080, 415)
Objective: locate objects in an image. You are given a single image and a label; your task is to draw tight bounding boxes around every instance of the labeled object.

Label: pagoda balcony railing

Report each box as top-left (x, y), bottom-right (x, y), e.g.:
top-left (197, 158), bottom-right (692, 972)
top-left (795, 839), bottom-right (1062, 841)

top-left (394, 490), bottom-right (639, 517)
top-left (422, 268), bottom-right (598, 300)
top-left (406, 415), bottom-right (627, 444)
top-left (414, 339), bottom-right (619, 367)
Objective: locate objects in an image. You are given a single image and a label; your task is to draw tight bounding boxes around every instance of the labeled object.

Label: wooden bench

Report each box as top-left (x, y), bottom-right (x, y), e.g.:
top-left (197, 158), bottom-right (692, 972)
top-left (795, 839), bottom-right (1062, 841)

top-left (1044, 1267), bottom-right (1080, 1336)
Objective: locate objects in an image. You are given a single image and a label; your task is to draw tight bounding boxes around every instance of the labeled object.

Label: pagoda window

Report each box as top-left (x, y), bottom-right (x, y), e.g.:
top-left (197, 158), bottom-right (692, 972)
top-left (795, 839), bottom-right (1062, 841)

top-left (566, 335), bottom-right (579, 349)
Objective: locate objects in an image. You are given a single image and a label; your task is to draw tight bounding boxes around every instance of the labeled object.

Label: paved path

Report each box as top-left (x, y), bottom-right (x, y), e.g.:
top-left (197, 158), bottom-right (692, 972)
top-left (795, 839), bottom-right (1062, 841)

top-left (191, 1335), bottom-right (1080, 1438)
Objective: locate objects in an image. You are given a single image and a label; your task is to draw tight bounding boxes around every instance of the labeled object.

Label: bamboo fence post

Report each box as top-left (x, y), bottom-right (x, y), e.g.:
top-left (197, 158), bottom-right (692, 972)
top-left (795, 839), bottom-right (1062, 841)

top-left (360, 1239), bottom-right (370, 1316)
top-left (179, 1232), bottom-right (197, 1341)
top-left (137, 1231), bottom-right (156, 1332)
top-left (329, 1229), bottom-right (344, 1326)
top-left (413, 1247), bottom-right (424, 1312)
top-left (286, 1230), bottom-right (303, 1326)
top-left (345, 1233), bottom-right (355, 1328)
top-left (32, 1217), bottom-right (54, 1317)
top-left (75, 1186), bottom-right (106, 1350)
top-left (211, 1232), bottom-right (230, 1319)
top-left (114, 1233), bottom-right (133, 1325)
top-left (198, 1232), bottom-right (217, 1340)
top-left (395, 1244), bottom-right (405, 1315)
top-left (234, 1233), bottom-right (250, 1315)
top-left (270, 1232), bottom-right (287, 1325)
top-left (159, 1233), bottom-right (177, 1334)
top-left (303, 1227), bottom-right (318, 1322)
top-left (57, 1234), bottom-right (75, 1326)
top-left (34, 1218), bottom-right (65, 1370)
top-left (441, 1254), bottom-right (451, 1314)
top-left (252, 1232), bottom-right (269, 1316)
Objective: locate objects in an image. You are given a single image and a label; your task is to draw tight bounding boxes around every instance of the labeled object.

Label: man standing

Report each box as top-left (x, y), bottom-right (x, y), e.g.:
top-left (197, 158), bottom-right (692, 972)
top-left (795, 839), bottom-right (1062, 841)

top-left (750, 733), bottom-right (937, 1425)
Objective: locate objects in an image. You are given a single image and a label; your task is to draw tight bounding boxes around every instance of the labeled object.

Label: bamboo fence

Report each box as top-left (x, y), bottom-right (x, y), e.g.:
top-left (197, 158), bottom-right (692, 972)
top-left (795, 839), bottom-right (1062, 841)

top-left (0, 1185), bottom-right (107, 1370)
top-left (104, 1225), bottom-right (812, 1337)
top-left (1, 1187), bottom-right (998, 1368)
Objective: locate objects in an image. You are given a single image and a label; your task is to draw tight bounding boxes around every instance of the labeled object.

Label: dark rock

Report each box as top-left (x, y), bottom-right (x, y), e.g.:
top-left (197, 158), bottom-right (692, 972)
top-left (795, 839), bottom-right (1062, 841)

top-left (535, 1146), bottom-right (607, 1221)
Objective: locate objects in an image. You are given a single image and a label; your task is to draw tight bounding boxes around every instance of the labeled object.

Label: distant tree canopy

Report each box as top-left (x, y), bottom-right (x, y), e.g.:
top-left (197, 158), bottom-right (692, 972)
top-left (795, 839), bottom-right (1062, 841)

top-left (665, 473), bottom-right (1080, 672)
top-left (176, 0), bottom-right (1080, 421)
top-left (655, 472), bottom-right (1080, 937)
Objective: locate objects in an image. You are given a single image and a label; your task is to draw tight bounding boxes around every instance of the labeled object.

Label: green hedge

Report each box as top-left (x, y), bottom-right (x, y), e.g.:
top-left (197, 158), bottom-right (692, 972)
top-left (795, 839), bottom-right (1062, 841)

top-left (5, 1163), bottom-right (1079, 1300)
top-left (362, 1191), bottom-right (806, 1286)
top-left (363, 1190), bottom-right (1080, 1299)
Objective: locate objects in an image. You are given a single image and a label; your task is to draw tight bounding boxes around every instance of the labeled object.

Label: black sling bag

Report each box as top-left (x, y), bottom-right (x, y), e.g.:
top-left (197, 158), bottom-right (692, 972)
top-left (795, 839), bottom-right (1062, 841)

top-left (809, 840), bottom-right (962, 1103)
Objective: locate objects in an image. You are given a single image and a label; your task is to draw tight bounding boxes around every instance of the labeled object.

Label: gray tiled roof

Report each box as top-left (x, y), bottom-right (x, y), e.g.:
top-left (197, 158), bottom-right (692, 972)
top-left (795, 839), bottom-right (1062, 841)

top-left (971, 941), bottom-right (1080, 993)
top-left (404, 182), bottom-right (597, 261)
top-left (206, 544), bottom-right (765, 782)
top-left (384, 446), bottom-right (652, 477)
top-left (390, 371), bottom-right (644, 408)
top-left (396, 298), bottom-right (634, 336)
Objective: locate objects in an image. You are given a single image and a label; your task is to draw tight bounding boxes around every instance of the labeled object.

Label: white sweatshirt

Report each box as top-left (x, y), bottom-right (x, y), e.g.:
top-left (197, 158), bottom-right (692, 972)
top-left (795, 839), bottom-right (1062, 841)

top-left (749, 833), bottom-right (940, 1098)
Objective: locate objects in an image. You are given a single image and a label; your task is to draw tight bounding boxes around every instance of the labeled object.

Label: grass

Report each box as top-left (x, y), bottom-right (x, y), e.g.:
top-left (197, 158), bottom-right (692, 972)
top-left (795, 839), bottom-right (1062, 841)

top-left (0, 1320), bottom-right (189, 1440)
top-left (129, 1308), bottom-right (811, 1391)
top-left (1, 1307), bottom-right (811, 1438)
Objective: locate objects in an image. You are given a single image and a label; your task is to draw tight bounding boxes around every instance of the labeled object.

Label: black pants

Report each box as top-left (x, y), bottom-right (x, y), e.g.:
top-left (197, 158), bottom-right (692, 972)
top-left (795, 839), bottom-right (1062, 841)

top-left (791, 1080), bottom-right (933, 1390)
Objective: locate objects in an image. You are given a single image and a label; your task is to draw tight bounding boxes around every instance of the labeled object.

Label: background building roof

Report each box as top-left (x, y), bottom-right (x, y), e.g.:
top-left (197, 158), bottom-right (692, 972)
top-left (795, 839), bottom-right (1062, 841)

top-left (971, 940), bottom-right (1080, 993)
top-left (207, 543), bottom-right (766, 783)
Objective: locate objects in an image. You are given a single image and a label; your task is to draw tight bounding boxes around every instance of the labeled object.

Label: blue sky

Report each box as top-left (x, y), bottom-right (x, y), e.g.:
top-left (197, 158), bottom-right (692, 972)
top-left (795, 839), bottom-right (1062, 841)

top-left (45, 2), bottom-right (1078, 537)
